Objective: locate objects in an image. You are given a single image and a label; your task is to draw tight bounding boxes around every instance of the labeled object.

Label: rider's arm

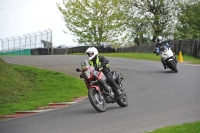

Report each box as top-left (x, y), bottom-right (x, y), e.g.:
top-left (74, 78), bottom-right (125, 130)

top-left (156, 43), bottom-right (160, 47)
top-left (155, 43), bottom-right (160, 55)
top-left (99, 55), bottom-right (109, 65)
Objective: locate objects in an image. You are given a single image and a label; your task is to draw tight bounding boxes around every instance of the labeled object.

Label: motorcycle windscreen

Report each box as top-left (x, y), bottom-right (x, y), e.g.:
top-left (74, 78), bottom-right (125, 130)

top-left (80, 60), bottom-right (91, 79)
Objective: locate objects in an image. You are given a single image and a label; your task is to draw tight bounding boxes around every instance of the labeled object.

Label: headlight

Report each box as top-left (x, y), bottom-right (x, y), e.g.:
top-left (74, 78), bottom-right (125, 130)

top-left (84, 71), bottom-right (90, 78)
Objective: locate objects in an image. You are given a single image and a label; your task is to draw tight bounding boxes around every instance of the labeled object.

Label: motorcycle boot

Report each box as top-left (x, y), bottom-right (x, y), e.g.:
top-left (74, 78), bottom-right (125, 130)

top-left (161, 60), bottom-right (167, 69)
top-left (114, 84), bottom-right (123, 100)
top-left (105, 72), bottom-right (121, 100)
top-left (114, 89), bottom-right (122, 101)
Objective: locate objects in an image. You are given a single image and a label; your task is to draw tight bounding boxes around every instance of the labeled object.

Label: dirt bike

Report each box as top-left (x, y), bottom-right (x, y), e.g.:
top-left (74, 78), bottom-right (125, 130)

top-left (156, 45), bottom-right (178, 73)
top-left (76, 60), bottom-right (128, 112)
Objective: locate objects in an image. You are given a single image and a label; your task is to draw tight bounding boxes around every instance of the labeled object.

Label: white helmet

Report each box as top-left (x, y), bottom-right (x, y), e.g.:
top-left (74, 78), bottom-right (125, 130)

top-left (85, 47), bottom-right (98, 60)
top-left (156, 36), bottom-right (163, 43)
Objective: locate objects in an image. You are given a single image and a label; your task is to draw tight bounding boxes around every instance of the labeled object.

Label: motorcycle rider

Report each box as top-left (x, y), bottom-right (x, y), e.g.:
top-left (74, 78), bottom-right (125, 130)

top-left (155, 36), bottom-right (177, 69)
top-left (85, 47), bottom-right (121, 100)
top-left (155, 36), bottom-right (169, 54)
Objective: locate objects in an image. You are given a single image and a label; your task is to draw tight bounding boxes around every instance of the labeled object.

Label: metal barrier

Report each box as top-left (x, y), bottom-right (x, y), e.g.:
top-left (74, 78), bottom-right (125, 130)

top-left (0, 29), bottom-right (52, 55)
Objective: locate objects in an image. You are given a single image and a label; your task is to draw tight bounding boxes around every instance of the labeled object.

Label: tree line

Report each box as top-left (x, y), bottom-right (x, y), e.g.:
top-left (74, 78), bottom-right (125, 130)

top-left (57, 0), bottom-right (200, 48)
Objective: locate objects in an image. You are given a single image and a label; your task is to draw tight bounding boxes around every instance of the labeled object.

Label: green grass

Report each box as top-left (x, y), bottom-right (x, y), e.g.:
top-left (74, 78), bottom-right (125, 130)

top-left (74, 52), bottom-right (200, 64)
top-left (0, 58), bottom-right (87, 116)
top-left (104, 53), bottom-right (200, 64)
top-left (181, 54), bottom-right (200, 64)
top-left (145, 121), bottom-right (200, 133)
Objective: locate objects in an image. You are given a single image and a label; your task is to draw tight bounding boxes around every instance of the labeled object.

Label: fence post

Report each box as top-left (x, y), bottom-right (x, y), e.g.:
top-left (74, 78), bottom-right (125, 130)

top-left (34, 33), bottom-right (37, 49)
top-left (6, 38), bottom-right (9, 51)
top-left (12, 37), bottom-right (15, 50)
top-left (28, 34), bottom-right (31, 49)
top-left (39, 31), bottom-right (43, 47)
top-left (44, 30), bottom-right (48, 42)
top-left (23, 35), bottom-right (27, 50)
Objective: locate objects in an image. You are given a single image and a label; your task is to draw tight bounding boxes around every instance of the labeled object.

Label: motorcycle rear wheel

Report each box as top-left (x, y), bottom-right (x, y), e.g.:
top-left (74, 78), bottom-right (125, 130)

top-left (116, 88), bottom-right (128, 107)
top-left (88, 88), bottom-right (106, 112)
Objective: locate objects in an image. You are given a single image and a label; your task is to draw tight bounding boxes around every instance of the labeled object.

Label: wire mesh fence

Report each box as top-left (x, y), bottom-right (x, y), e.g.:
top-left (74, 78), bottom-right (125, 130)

top-left (0, 29), bottom-right (52, 55)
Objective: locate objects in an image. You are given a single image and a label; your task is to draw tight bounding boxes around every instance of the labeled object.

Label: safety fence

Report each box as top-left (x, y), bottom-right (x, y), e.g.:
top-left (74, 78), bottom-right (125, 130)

top-left (0, 29), bottom-right (52, 55)
top-left (172, 40), bottom-right (200, 58)
top-left (116, 40), bottom-right (200, 58)
top-left (1, 36), bottom-right (199, 58)
top-left (65, 40), bottom-right (200, 58)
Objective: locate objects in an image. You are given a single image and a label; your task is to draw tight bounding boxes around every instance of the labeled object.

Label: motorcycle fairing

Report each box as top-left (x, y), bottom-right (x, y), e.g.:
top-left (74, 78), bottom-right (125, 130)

top-left (162, 56), bottom-right (175, 63)
top-left (97, 71), bottom-right (104, 80)
top-left (160, 46), bottom-right (174, 60)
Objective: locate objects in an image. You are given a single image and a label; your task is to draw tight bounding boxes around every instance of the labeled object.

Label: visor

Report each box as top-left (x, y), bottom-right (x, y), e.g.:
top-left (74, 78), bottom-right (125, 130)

top-left (87, 52), bottom-right (94, 57)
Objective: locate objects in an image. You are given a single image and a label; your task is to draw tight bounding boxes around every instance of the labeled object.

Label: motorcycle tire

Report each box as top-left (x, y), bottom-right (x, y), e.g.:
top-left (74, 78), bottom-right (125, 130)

top-left (169, 60), bottom-right (178, 73)
top-left (88, 88), bottom-right (106, 112)
top-left (116, 88), bottom-right (128, 107)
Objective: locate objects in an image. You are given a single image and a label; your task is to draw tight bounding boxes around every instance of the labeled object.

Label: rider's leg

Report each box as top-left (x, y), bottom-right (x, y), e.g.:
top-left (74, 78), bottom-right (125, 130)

top-left (104, 72), bottom-right (121, 99)
top-left (174, 55), bottom-right (178, 63)
top-left (161, 59), bottom-right (167, 69)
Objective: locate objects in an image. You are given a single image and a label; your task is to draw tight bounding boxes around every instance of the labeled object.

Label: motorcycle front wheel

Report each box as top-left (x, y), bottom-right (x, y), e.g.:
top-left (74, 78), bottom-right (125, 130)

top-left (169, 60), bottom-right (178, 73)
top-left (88, 88), bottom-right (106, 112)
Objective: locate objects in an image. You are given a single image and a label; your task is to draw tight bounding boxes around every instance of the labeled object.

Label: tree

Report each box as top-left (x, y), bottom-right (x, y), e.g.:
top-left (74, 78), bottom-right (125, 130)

top-left (121, 0), bottom-right (187, 44)
top-left (117, 0), bottom-right (151, 46)
top-left (175, 1), bottom-right (200, 39)
top-left (123, 0), bottom-right (200, 44)
top-left (57, 0), bottom-right (125, 46)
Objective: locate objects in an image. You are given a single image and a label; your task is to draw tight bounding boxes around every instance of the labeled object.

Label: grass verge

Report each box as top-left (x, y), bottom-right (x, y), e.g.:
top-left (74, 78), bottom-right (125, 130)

top-left (0, 58), bottom-right (87, 116)
top-left (145, 120), bottom-right (200, 133)
top-left (103, 53), bottom-right (200, 64)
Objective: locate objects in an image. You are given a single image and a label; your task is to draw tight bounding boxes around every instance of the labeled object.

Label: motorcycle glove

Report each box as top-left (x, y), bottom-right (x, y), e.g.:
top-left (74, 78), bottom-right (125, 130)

top-left (101, 62), bottom-right (106, 66)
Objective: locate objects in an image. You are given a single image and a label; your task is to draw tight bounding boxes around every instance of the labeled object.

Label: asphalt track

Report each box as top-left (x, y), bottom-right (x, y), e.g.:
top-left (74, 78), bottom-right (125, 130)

top-left (0, 55), bottom-right (200, 133)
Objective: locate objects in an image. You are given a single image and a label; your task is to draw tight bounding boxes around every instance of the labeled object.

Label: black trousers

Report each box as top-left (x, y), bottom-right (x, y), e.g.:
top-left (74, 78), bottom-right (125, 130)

top-left (104, 72), bottom-right (119, 94)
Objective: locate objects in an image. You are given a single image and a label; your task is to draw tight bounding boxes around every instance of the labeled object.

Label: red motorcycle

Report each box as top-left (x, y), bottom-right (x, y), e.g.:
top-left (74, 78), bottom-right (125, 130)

top-left (76, 60), bottom-right (128, 112)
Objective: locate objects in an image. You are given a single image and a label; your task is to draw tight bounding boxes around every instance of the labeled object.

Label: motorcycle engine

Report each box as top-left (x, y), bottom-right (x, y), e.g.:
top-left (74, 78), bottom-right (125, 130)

top-left (105, 91), bottom-right (115, 103)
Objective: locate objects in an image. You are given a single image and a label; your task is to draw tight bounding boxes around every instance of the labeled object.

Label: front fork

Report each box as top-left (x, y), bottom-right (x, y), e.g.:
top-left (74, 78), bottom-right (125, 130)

top-left (94, 82), bottom-right (103, 101)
